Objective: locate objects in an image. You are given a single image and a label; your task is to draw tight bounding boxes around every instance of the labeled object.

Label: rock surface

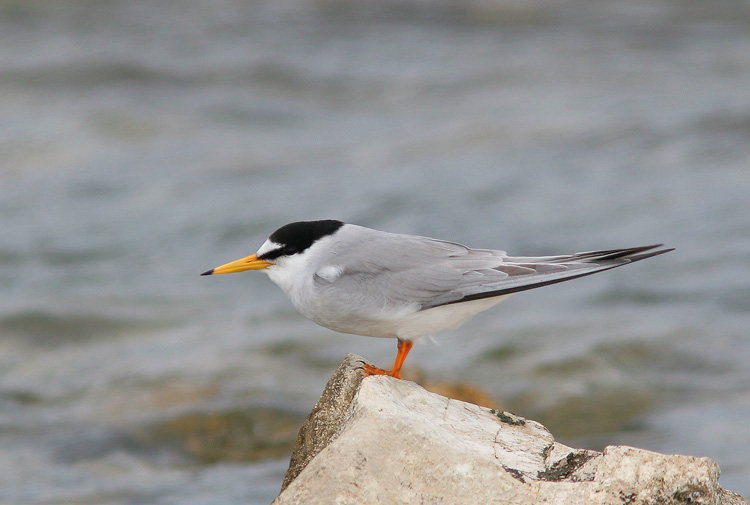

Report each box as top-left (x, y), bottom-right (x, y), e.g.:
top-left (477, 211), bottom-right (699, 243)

top-left (273, 354), bottom-right (747, 505)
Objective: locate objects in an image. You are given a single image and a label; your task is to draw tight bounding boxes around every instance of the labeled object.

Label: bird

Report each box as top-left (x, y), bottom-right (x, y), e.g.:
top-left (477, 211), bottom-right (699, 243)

top-left (202, 220), bottom-right (672, 379)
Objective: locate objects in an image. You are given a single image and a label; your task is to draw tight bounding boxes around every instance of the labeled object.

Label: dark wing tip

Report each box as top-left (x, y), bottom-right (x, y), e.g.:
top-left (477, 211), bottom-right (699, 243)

top-left (572, 244), bottom-right (673, 263)
top-left (200, 269), bottom-right (214, 276)
top-left (624, 246), bottom-right (674, 263)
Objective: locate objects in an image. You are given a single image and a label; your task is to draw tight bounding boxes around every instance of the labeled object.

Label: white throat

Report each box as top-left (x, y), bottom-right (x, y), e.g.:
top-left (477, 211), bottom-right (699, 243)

top-left (259, 238), bottom-right (330, 315)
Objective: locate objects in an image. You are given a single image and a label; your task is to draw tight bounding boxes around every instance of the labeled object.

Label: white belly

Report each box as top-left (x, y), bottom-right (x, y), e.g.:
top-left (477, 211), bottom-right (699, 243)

top-left (390, 295), bottom-right (511, 340)
top-left (309, 295), bottom-right (512, 340)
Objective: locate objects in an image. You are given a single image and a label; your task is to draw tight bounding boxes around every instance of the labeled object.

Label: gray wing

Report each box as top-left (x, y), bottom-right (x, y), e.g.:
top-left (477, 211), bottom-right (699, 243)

top-left (433, 245), bottom-right (674, 308)
top-left (314, 227), bottom-right (672, 312)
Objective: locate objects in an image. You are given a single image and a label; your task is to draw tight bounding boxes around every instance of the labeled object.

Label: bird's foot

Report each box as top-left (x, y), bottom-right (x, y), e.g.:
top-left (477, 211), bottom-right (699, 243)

top-left (361, 362), bottom-right (403, 380)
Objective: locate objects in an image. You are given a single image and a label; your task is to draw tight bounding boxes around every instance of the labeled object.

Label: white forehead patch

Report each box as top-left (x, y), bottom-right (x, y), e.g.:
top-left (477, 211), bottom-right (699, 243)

top-left (256, 239), bottom-right (281, 257)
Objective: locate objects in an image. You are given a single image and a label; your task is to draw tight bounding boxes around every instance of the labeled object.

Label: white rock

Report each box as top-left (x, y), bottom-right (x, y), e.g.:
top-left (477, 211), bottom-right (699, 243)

top-left (273, 354), bottom-right (747, 505)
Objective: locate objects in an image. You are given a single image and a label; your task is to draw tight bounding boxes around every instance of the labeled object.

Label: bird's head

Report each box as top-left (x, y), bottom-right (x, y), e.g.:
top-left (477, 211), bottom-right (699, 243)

top-left (201, 220), bottom-right (344, 276)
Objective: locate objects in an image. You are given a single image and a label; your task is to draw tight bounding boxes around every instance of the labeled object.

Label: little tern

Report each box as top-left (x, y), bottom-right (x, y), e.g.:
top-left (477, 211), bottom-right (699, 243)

top-left (202, 220), bottom-right (672, 379)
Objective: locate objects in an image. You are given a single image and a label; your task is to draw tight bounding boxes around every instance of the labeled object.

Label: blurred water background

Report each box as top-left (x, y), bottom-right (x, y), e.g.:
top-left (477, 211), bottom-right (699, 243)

top-left (1, 0), bottom-right (750, 503)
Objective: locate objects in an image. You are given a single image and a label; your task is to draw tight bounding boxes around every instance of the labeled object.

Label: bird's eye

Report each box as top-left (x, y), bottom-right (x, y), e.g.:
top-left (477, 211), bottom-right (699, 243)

top-left (258, 248), bottom-right (283, 261)
top-left (283, 245), bottom-right (301, 255)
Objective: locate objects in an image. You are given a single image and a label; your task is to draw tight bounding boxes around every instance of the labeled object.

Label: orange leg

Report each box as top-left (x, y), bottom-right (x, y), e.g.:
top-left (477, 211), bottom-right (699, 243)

top-left (362, 339), bottom-right (413, 380)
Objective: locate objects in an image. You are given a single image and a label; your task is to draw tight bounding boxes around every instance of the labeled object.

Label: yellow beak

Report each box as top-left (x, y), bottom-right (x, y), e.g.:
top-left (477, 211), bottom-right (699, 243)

top-left (201, 253), bottom-right (272, 276)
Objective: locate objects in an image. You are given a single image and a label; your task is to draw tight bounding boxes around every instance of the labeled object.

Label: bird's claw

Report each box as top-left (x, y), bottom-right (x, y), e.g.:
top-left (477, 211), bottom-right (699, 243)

top-left (361, 362), bottom-right (402, 380)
